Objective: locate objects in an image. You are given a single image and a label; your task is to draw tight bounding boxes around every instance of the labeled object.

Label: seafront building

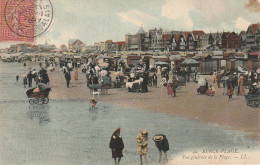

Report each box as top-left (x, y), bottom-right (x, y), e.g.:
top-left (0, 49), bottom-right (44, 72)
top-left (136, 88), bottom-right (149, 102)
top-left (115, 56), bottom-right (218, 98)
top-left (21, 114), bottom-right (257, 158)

top-left (1, 23), bottom-right (260, 74)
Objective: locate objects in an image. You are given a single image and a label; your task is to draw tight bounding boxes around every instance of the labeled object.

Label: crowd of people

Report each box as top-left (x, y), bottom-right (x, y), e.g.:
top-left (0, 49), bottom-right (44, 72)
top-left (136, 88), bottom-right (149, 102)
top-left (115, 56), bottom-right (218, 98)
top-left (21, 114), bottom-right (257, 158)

top-left (20, 68), bottom-right (50, 88)
top-left (196, 67), bottom-right (259, 101)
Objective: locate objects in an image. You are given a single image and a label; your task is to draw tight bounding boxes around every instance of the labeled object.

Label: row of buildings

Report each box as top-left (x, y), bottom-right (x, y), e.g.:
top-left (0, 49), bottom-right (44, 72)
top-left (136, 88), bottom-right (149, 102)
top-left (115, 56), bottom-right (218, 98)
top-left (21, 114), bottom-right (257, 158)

top-left (8, 41), bottom-right (57, 53)
top-left (6, 39), bottom-right (89, 53)
top-left (94, 23), bottom-right (260, 53)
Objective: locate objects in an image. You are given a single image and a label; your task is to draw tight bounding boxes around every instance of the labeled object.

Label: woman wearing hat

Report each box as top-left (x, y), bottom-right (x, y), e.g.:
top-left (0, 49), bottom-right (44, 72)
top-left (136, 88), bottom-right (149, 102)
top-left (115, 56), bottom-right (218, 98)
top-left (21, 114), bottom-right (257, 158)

top-left (109, 128), bottom-right (124, 165)
top-left (136, 129), bottom-right (148, 165)
top-left (238, 75), bottom-right (245, 96)
top-left (167, 79), bottom-right (173, 97)
top-left (153, 134), bottom-right (169, 164)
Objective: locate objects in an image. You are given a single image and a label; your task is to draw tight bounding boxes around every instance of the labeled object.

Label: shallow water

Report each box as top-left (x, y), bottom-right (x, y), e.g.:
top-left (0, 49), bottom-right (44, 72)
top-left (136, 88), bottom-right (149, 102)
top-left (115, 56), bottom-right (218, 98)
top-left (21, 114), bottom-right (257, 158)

top-left (0, 62), bottom-right (259, 165)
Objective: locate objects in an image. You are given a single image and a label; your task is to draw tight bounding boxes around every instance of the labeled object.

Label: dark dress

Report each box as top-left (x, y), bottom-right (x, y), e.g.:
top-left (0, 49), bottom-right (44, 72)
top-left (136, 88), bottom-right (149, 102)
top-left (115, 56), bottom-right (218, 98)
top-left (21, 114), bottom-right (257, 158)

top-left (153, 134), bottom-right (169, 153)
top-left (109, 135), bottom-right (124, 158)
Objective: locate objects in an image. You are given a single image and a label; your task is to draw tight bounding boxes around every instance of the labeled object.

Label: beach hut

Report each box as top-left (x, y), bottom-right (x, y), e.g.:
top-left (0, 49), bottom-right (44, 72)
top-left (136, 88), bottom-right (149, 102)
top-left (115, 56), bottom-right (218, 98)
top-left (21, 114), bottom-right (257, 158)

top-left (181, 59), bottom-right (200, 72)
top-left (150, 55), bottom-right (170, 67)
top-left (126, 55), bottom-right (141, 66)
top-left (224, 52), bottom-right (248, 71)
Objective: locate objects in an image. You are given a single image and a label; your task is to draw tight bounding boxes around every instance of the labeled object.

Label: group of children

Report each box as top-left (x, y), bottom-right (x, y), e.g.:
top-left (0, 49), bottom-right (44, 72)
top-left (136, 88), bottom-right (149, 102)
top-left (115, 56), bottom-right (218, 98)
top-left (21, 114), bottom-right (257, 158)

top-left (109, 128), bottom-right (169, 165)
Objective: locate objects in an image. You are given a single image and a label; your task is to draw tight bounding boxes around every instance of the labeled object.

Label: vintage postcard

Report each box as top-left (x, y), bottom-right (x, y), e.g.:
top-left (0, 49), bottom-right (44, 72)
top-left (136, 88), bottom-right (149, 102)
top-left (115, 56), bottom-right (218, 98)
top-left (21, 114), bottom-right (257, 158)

top-left (0, 0), bottom-right (260, 164)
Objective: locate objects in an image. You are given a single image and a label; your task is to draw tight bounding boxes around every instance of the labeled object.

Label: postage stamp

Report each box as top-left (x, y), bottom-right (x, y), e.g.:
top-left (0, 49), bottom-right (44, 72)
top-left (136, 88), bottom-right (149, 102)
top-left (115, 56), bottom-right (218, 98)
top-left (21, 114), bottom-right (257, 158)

top-left (0, 0), bottom-right (53, 41)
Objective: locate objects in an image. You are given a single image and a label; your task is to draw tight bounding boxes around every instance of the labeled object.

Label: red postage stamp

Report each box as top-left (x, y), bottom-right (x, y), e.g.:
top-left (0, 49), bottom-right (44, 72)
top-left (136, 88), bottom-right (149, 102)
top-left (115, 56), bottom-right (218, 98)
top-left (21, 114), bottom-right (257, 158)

top-left (0, 0), bottom-right (53, 42)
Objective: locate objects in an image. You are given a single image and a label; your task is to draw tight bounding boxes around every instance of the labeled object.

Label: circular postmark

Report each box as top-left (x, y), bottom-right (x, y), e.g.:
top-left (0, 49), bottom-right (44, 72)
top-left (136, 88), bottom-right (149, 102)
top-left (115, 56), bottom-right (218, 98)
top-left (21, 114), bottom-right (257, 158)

top-left (4, 0), bottom-right (54, 38)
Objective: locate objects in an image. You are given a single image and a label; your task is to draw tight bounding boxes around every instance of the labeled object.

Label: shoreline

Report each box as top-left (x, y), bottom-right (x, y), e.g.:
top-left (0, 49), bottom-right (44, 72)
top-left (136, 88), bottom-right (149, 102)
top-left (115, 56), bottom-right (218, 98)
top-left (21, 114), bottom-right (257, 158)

top-left (35, 64), bottom-right (260, 141)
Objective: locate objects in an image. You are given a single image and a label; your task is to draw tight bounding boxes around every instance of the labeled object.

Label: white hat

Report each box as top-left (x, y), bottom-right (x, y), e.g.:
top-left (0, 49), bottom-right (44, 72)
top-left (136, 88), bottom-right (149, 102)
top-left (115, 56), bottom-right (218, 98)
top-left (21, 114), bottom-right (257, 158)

top-left (153, 135), bottom-right (163, 142)
top-left (253, 82), bottom-right (257, 86)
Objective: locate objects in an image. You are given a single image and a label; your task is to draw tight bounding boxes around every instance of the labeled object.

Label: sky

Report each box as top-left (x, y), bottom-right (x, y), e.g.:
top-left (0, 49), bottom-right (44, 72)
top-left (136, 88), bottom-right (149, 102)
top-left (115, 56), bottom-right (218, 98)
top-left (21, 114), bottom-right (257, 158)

top-left (1, 0), bottom-right (260, 48)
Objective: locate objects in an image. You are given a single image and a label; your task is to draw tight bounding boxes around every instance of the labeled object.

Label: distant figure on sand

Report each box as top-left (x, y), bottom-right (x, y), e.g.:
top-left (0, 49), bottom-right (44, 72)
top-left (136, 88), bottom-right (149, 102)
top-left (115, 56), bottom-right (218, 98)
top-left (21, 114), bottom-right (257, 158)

top-left (65, 71), bottom-right (71, 88)
top-left (206, 85), bottom-right (215, 96)
top-left (89, 98), bottom-right (97, 109)
top-left (27, 71), bottom-right (33, 87)
top-left (153, 134), bottom-right (169, 164)
top-left (227, 79), bottom-right (234, 101)
top-left (167, 79), bottom-right (176, 97)
top-left (23, 75), bottom-right (27, 87)
top-left (136, 129), bottom-right (148, 165)
top-left (216, 72), bottom-right (221, 88)
top-left (109, 128), bottom-right (124, 165)
top-left (239, 75), bottom-right (245, 96)
top-left (74, 68), bottom-right (78, 80)
top-left (16, 75), bottom-right (19, 82)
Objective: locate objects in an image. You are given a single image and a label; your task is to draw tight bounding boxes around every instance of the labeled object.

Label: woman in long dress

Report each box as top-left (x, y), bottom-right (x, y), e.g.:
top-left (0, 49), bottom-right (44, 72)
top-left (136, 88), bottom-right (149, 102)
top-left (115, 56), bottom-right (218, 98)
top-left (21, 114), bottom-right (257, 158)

top-left (166, 80), bottom-right (173, 97)
top-left (109, 128), bottom-right (124, 165)
top-left (239, 76), bottom-right (245, 96)
top-left (74, 68), bottom-right (78, 80)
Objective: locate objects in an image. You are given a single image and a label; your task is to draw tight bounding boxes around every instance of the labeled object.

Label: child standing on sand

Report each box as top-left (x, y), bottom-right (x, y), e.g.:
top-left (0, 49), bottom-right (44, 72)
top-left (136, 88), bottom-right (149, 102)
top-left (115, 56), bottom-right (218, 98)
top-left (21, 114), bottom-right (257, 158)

top-left (16, 75), bottom-right (19, 82)
top-left (136, 129), bottom-right (148, 165)
top-left (89, 98), bottom-right (97, 109)
top-left (23, 75), bottom-right (27, 87)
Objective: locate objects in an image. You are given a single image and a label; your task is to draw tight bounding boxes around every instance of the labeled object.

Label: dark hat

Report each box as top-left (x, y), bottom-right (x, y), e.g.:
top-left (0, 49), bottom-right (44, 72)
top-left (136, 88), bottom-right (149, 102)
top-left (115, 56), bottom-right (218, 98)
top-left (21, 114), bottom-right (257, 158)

top-left (112, 128), bottom-right (120, 135)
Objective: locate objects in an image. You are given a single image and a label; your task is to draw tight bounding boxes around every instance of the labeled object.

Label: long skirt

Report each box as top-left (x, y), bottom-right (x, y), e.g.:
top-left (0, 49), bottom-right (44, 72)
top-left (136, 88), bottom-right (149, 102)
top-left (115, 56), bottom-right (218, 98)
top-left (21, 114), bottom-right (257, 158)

top-left (206, 90), bottom-right (215, 96)
top-left (228, 87), bottom-right (234, 95)
top-left (239, 85), bottom-right (245, 96)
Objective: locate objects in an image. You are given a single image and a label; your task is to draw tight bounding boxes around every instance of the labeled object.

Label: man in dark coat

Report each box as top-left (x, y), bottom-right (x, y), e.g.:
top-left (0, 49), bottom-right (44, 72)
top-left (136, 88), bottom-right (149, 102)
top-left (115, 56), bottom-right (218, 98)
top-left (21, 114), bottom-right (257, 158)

top-left (232, 73), bottom-right (239, 95)
top-left (93, 75), bottom-right (99, 85)
top-left (27, 71), bottom-right (33, 87)
top-left (143, 72), bottom-right (149, 92)
top-left (153, 134), bottom-right (169, 164)
top-left (153, 73), bottom-right (157, 86)
top-left (109, 128), bottom-right (124, 165)
top-left (42, 73), bottom-right (50, 85)
top-left (65, 71), bottom-right (71, 88)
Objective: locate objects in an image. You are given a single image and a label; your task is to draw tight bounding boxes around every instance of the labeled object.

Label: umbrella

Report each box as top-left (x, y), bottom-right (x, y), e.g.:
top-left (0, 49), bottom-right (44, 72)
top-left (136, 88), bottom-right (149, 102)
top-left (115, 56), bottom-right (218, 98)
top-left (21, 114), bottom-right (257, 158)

top-left (130, 73), bottom-right (135, 78)
top-left (38, 83), bottom-right (51, 91)
top-left (198, 78), bottom-right (206, 86)
top-left (162, 67), bottom-right (168, 70)
top-left (95, 65), bottom-right (100, 71)
top-left (221, 76), bottom-right (229, 81)
top-left (114, 72), bottom-right (120, 76)
top-left (100, 70), bottom-right (108, 76)
top-left (98, 62), bottom-right (109, 67)
top-left (181, 59), bottom-right (199, 65)
top-left (256, 68), bottom-right (260, 73)
top-left (155, 61), bottom-right (169, 65)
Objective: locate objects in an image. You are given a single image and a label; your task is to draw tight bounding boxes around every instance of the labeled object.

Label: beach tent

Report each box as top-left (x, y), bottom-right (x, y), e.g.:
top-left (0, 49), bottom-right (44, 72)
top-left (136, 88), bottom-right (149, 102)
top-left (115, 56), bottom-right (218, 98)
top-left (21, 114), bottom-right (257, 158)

top-left (154, 61), bottom-right (169, 65)
top-left (181, 59), bottom-right (199, 65)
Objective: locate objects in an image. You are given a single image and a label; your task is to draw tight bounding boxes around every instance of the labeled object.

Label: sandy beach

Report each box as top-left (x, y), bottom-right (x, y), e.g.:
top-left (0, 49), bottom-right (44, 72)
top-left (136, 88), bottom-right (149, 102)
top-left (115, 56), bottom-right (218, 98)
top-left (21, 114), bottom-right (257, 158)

top-left (47, 65), bottom-right (260, 141)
